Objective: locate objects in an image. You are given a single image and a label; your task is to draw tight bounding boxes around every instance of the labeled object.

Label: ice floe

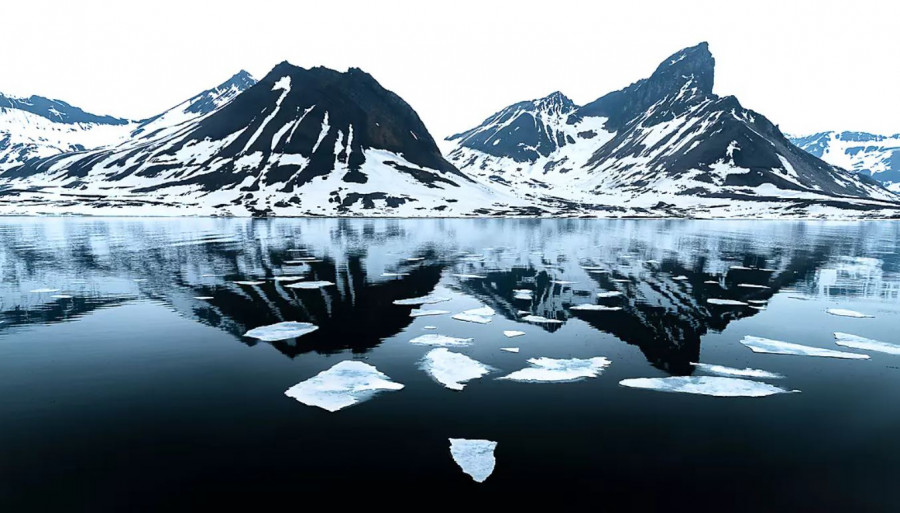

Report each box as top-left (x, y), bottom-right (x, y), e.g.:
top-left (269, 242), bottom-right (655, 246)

top-left (513, 289), bottom-right (534, 300)
top-left (738, 283), bottom-right (770, 289)
top-left (503, 330), bottom-right (525, 338)
top-left (704, 280), bottom-right (719, 284)
top-left (691, 362), bottom-right (783, 379)
top-left (409, 334), bottom-right (473, 347)
top-left (619, 376), bottom-right (795, 397)
top-left (286, 281), bottom-right (335, 289)
top-left (520, 315), bottom-right (562, 324)
top-left (51, 294), bottom-right (72, 299)
top-left (834, 332), bottom-right (900, 355)
top-left (596, 291), bottom-right (623, 298)
top-left (826, 308), bottom-right (873, 319)
top-left (244, 321), bottom-right (319, 341)
top-left (234, 280), bottom-right (265, 286)
top-left (449, 438), bottom-right (497, 483)
top-left (500, 347), bottom-right (520, 353)
top-left (452, 307), bottom-right (495, 324)
top-left (672, 275), bottom-right (688, 281)
top-left (500, 357), bottom-right (611, 382)
top-left (284, 361), bottom-right (404, 412)
top-left (393, 295), bottom-right (451, 306)
top-left (406, 257), bottom-right (425, 262)
top-left (410, 309), bottom-right (450, 318)
top-left (421, 348), bottom-right (491, 390)
top-left (707, 298), bottom-right (747, 306)
top-left (194, 296), bottom-right (214, 300)
top-left (423, 325), bottom-right (437, 330)
top-left (381, 272), bottom-right (409, 277)
top-left (730, 265), bottom-right (752, 270)
top-left (740, 336), bottom-right (869, 359)
top-left (29, 288), bottom-right (59, 293)
top-left (273, 276), bottom-right (305, 282)
top-left (611, 278), bottom-right (631, 283)
top-left (452, 274), bottom-right (486, 279)
top-left (551, 280), bottom-right (576, 285)
top-left (570, 304), bottom-right (622, 312)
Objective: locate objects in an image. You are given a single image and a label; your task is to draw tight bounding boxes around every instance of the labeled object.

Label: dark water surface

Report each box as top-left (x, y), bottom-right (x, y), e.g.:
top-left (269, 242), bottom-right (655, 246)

top-left (1, 218), bottom-right (898, 510)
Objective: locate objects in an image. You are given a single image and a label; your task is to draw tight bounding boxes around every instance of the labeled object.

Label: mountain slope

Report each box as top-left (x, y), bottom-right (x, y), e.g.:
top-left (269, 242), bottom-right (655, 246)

top-left (446, 43), bottom-right (899, 216)
top-left (0, 64), bottom-right (517, 216)
top-left (789, 131), bottom-right (900, 191)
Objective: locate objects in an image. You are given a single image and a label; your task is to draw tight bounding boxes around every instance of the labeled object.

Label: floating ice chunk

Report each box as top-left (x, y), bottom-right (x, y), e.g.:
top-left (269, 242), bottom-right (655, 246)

top-left (611, 278), bottom-right (631, 283)
top-left (194, 296), bottom-right (214, 300)
top-left (410, 334), bottom-right (473, 347)
top-left (672, 275), bottom-right (688, 281)
top-left (704, 280), bottom-right (718, 284)
top-left (29, 288), bottom-right (59, 293)
top-left (500, 347), bottom-right (520, 353)
top-left (406, 257), bottom-right (425, 262)
top-left (284, 361), bottom-right (404, 412)
top-left (423, 326), bottom-right (437, 330)
top-left (51, 294), bottom-right (72, 299)
top-left (449, 439), bottom-right (497, 483)
top-left (730, 265), bottom-right (752, 270)
top-left (273, 276), bottom-right (305, 282)
top-left (452, 274), bottom-right (486, 279)
top-left (738, 283), bottom-right (770, 289)
top-left (500, 357), bottom-right (611, 382)
top-left (551, 280), bottom-right (576, 285)
top-left (707, 298), bottom-right (747, 306)
top-left (520, 315), bottom-right (562, 324)
top-left (760, 268), bottom-right (776, 272)
top-left (834, 332), bottom-right (900, 355)
top-left (234, 280), bottom-right (265, 286)
top-left (691, 362), bottom-right (783, 379)
top-left (244, 321), bottom-right (318, 341)
top-left (503, 330), bottom-right (525, 338)
top-left (452, 313), bottom-right (493, 324)
top-left (393, 295), bottom-right (451, 306)
top-left (421, 348), bottom-right (491, 390)
top-left (596, 291), bottom-right (623, 298)
top-left (513, 289), bottom-right (533, 300)
top-left (381, 272), bottom-right (409, 277)
top-left (581, 265), bottom-right (605, 270)
top-left (410, 309), bottom-right (450, 318)
top-left (463, 306), bottom-right (495, 317)
top-left (619, 376), bottom-right (795, 397)
top-left (570, 304), bottom-right (622, 312)
top-left (826, 308), bottom-right (873, 319)
top-left (516, 310), bottom-right (529, 316)
top-left (740, 336), bottom-right (869, 359)
top-left (286, 280), bottom-right (335, 289)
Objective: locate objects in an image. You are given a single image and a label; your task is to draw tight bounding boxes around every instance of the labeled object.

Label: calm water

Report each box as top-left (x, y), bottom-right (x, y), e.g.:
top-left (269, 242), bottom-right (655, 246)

top-left (1, 218), bottom-right (899, 510)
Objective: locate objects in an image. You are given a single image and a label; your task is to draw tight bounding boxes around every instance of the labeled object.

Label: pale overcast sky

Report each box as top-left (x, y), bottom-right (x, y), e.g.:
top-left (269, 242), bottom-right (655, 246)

top-left (2, 0), bottom-right (898, 138)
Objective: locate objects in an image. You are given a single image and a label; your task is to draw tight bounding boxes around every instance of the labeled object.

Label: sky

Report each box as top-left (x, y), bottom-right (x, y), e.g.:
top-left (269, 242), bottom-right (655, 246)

top-left (2, 0), bottom-right (898, 139)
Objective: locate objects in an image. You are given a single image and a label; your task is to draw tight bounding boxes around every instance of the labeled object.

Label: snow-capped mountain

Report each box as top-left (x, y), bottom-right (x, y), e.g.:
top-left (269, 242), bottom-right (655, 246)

top-left (446, 42), bottom-right (899, 217)
top-left (789, 131), bottom-right (900, 192)
top-left (0, 63), bottom-right (517, 216)
top-left (0, 92), bottom-right (133, 170)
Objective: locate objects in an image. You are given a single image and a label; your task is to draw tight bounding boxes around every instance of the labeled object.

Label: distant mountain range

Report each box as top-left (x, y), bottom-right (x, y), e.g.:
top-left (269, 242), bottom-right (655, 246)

top-left (788, 131), bottom-right (900, 192)
top-left (0, 43), bottom-right (897, 218)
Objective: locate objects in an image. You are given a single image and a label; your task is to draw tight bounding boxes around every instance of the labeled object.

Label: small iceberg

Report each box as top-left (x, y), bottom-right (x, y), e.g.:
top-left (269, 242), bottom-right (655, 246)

top-left (452, 306), bottom-right (495, 324)
top-left (381, 272), bottom-right (409, 277)
top-left (707, 298), bottom-right (747, 306)
top-left (520, 315), bottom-right (562, 324)
top-left (834, 332), bottom-right (900, 355)
top-left (286, 280), bottom-right (335, 289)
top-left (393, 295), bottom-right (451, 306)
top-left (273, 276), bottom-right (304, 282)
top-left (410, 334), bottom-right (473, 347)
top-left (500, 357), bottom-right (611, 382)
top-left (500, 347), bottom-right (520, 353)
top-left (284, 361), bottom-right (404, 412)
top-left (421, 348), bottom-right (491, 390)
top-left (513, 289), bottom-right (534, 300)
top-left (234, 280), bottom-right (265, 286)
top-left (691, 362), bottom-right (783, 379)
top-left (503, 330), bottom-right (525, 338)
top-left (611, 278), bottom-right (631, 283)
top-left (406, 257), bottom-right (425, 262)
top-left (570, 304), bottom-right (622, 312)
top-left (29, 288), bottom-right (60, 293)
top-left (596, 291), bottom-right (623, 298)
top-left (619, 376), bottom-right (795, 397)
top-left (194, 296), bottom-right (214, 300)
top-left (730, 265), bottom-right (752, 270)
top-left (449, 438), bottom-right (497, 483)
top-left (51, 294), bottom-right (73, 299)
top-left (423, 325), bottom-right (437, 330)
top-left (741, 336), bottom-right (869, 359)
top-left (244, 321), bottom-right (318, 342)
top-left (703, 280), bottom-right (718, 284)
top-left (410, 309), bottom-right (450, 318)
top-left (826, 308), bottom-right (873, 319)
top-left (672, 275), bottom-right (688, 281)
top-left (738, 283), bottom-right (770, 289)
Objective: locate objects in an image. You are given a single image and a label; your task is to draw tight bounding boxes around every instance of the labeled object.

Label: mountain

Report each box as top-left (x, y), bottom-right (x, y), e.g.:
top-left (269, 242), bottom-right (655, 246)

top-left (446, 42), bottom-right (899, 217)
top-left (0, 63), bottom-right (515, 216)
top-left (0, 92), bottom-right (133, 170)
top-left (789, 131), bottom-right (900, 192)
